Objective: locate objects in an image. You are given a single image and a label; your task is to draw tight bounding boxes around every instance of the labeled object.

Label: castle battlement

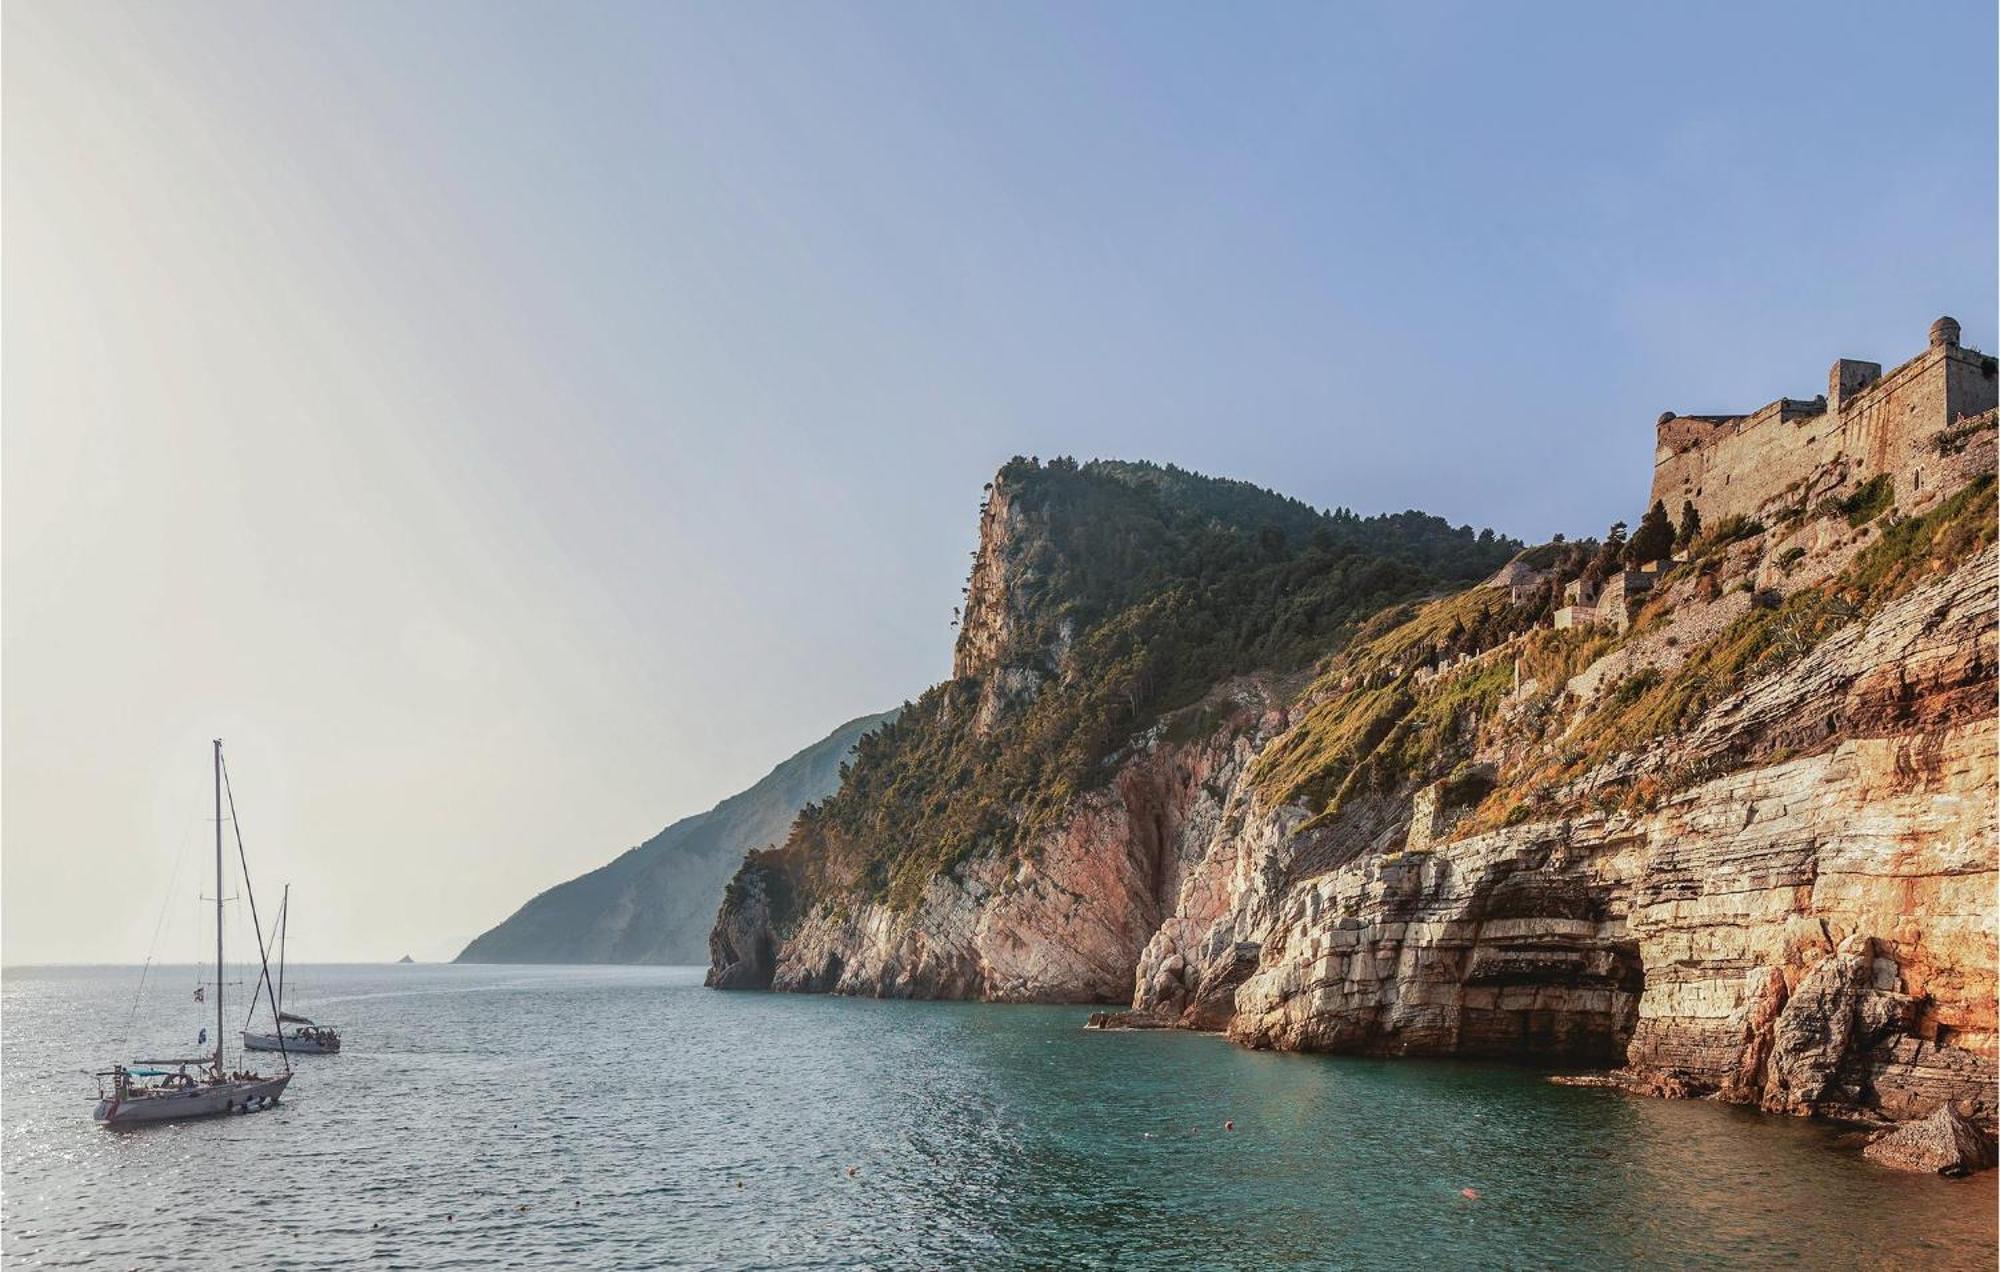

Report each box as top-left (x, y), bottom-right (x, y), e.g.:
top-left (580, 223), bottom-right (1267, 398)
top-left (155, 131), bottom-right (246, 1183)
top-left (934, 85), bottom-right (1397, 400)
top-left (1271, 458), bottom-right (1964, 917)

top-left (1650, 318), bottom-right (1997, 529)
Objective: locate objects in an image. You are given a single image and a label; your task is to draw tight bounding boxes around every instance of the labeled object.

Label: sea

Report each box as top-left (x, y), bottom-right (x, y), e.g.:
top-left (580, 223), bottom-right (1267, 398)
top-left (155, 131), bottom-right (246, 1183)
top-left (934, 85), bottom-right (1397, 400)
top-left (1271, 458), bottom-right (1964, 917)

top-left (3, 963), bottom-right (1992, 1270)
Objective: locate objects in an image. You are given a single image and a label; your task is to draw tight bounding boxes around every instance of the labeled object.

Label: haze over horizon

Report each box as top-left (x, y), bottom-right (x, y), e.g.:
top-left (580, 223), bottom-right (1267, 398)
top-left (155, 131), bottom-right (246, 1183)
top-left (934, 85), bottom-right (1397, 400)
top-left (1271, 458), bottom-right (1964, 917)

top-left (5, 0), bottom-right (1993, 963)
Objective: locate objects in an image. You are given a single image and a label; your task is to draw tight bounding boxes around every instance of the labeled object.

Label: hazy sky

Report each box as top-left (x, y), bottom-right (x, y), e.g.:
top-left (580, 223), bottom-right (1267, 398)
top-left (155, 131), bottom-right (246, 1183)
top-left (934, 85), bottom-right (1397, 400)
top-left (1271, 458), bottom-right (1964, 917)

top-left (5, 1), bottom-right (1993, 963)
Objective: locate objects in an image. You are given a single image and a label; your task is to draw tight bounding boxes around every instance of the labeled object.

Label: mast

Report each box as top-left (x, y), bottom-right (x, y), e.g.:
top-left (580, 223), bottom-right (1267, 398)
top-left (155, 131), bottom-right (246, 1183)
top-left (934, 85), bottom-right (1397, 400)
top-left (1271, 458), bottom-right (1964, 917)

top-left (213, 738), bottom-right (225, 1075)
top-left (276, 885), bottom-right (289, 1015)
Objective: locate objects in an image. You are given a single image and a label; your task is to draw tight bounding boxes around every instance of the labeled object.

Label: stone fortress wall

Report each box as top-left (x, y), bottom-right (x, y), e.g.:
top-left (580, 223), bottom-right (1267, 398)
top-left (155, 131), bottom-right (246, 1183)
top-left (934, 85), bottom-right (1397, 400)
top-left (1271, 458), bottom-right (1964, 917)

top-left (1651, 317), bottom-right (1998, 529)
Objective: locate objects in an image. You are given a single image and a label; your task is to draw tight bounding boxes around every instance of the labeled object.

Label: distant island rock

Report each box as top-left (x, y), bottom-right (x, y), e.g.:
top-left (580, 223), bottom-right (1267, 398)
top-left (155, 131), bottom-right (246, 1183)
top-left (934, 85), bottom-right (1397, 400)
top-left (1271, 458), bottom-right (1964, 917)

top-left (397, 955), bottom-right (414, 964)
top-left (455, 709), bottom-right (898, 966)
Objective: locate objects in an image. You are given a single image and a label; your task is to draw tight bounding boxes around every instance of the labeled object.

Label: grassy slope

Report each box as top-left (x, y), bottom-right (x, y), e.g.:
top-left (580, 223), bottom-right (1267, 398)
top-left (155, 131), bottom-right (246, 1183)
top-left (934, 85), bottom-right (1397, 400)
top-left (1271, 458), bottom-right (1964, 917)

top-left (1251, 475), bottom-right (1996, 841)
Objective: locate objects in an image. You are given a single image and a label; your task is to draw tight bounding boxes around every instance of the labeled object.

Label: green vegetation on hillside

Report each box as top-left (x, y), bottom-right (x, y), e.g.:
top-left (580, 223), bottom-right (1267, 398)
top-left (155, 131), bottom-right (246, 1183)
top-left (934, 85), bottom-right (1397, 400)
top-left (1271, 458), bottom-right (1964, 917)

top-left (1834, 474), bottom-right (1895, 527)
top-left (757, 458), bottom-right (1520, 913)
top-left (1251, 584), bottom-right (1537, 818)
top-left (1487, 473), bottom-right (1995, 823)
top-left (1253, 475), bottom-right (1995, 841)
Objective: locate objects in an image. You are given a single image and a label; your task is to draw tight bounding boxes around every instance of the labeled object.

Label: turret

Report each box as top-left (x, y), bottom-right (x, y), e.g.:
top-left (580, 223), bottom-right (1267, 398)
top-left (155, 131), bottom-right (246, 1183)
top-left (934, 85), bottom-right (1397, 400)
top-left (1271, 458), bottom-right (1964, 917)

top-left (1828, 358), bottom-right (1881, 413)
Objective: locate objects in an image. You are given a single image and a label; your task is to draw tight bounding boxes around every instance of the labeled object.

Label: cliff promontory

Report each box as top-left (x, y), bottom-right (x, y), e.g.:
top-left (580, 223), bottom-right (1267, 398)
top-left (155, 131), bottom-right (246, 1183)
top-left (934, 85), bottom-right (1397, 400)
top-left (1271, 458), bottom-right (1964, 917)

top-left (708, 458), bottom-right (1517, 997)
top-left (710, 324), bottom-right (1998, 1136)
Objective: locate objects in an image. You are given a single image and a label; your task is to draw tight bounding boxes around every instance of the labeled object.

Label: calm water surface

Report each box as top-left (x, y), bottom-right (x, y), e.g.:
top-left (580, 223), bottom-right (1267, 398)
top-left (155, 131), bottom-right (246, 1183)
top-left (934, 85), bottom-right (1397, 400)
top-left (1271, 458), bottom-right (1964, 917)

top-left (3, 964), bottom-right (1992, 1269)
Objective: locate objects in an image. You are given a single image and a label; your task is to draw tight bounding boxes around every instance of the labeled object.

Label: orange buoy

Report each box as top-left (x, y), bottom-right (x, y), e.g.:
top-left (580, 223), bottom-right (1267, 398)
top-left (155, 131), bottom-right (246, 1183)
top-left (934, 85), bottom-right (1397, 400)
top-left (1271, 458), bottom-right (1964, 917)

top-left (1461, 1188), bottom-right (1481, 1200)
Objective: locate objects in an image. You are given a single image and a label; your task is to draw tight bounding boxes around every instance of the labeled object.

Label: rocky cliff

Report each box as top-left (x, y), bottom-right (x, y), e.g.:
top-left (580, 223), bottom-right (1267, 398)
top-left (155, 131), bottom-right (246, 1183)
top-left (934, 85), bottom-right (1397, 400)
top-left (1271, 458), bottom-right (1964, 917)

top-left (709, 457), bottom-right (1516, 993)
top-left (457, 710), bottom-right (896, 964)
top-left (710, 408), bottom-right (1998, 1134)
top-left (1129, 455), bottom-right (1998, 1130)
top-left (711, 678), bottom-right (1290, 1000)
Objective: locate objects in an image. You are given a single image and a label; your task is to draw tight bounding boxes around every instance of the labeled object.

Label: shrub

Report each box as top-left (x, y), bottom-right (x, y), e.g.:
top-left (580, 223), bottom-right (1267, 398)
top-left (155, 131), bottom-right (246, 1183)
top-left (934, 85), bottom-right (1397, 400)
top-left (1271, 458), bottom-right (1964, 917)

top-left (1931, 416), bottom-right (1991, 457)
top-left (1700, 515), bottom-right (1764, 553)
top-left (1441, 761), bottom-right (1497, 809)
top-left (1839, 474), bottom-right (1895, 527)
top-left (1609, 666), bottom-right (1663, 707)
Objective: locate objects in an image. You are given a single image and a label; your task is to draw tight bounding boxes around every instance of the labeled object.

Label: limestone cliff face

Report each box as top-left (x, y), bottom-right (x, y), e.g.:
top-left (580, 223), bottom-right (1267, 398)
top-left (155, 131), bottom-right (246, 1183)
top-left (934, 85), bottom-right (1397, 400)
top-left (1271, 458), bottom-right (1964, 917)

top-left (1133, 546), bottom-right (1996, 1127)
top-left (707, 433), bottom-right (1996, 1134)
top-left (710, 680), bottom-right (1289, 1001)
top-left (952, 475), bottom-right (1024, 684)
top-left (708, 456), bottom-right (1518, 1003)
top-left (951, 470), bottom-right (1075, 733)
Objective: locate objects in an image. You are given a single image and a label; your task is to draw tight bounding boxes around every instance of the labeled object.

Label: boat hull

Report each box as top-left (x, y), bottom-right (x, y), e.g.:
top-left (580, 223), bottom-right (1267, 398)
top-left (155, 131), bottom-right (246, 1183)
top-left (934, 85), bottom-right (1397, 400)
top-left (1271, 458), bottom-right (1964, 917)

top-left (243, 1031), bottom-right (339, 1055)
top-left (93, 1073), bottom-right (291, 1125)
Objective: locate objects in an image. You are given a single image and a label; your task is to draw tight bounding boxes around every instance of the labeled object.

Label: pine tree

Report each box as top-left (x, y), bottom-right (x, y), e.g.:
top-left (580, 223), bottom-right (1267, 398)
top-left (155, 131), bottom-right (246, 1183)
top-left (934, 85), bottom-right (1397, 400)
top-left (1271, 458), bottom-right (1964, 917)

top-left (1627, 500), bottom-right (1675, 565)
top-left (1676, 500), bottom-right (1701, 549)
top-left (1587, 521), bottom-right (1627, 582)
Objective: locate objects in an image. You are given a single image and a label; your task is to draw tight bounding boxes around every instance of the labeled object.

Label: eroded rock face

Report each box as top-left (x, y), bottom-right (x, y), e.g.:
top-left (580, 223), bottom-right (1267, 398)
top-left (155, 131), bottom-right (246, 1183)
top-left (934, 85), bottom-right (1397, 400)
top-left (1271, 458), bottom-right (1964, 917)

top-left (710, 468), bottom-right (1995, 1135)
top-left (1861, 1103), bottom-right (1996, 1175)
top-left (952, 474), bottom-right (1074, 735)
top-left (1136, 548), bottom-right (1997, 1127)
top-left (706, 868), bottom-right (778, 991)
top-left (724, 681), bottom-right (1290, 1003)
top-left (1220, 825), bottom-right (1645, 1062)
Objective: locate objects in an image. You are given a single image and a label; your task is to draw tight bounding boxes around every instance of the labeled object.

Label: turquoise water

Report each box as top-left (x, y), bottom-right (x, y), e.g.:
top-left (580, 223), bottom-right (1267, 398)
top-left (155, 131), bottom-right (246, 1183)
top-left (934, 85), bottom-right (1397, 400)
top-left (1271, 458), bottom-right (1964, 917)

top-left (3, 964), bottom-right (1992, 1269)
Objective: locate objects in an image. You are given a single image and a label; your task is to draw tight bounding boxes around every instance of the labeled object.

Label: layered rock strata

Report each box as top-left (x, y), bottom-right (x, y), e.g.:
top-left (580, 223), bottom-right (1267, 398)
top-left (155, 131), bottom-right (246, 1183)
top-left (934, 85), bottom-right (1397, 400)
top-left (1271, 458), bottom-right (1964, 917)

top-left (1133, 546), bottom-right (1997, 1128)
top-left (709, 410), bottom-right (1996, 1140)
top-left (711, 681), bottom-right (1289, 1001)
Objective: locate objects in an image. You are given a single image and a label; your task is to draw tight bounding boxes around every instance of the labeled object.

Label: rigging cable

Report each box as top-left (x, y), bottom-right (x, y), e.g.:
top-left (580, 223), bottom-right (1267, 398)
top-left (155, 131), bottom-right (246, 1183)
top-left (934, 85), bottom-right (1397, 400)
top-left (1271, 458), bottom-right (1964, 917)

top-left (244, 891), bottom-right (288, 1030)
top-left (220, 750), bottom-right (291, 1070)
top-left (121, 808), bottom-right (198, 1054)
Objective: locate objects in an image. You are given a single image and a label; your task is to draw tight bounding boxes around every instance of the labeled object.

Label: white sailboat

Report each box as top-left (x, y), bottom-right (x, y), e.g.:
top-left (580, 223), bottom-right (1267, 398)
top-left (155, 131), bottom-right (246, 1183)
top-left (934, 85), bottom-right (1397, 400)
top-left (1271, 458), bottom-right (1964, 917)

top-left (243, 885), bottom-right (342, 1055)
top-left (93, 739), bottom-right (294, 1125)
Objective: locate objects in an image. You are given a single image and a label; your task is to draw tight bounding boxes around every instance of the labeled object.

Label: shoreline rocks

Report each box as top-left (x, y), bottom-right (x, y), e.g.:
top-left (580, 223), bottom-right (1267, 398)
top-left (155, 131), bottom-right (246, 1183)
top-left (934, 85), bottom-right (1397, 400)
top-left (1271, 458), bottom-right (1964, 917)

top-left (1861, 1104), bottom-right (1997, 1176)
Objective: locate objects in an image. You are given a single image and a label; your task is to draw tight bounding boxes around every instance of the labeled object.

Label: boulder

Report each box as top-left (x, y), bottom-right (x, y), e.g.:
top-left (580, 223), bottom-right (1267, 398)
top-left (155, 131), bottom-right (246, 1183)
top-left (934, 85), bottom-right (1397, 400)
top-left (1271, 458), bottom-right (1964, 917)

top-left (1861, 1104), bottom-right (1994, 1176)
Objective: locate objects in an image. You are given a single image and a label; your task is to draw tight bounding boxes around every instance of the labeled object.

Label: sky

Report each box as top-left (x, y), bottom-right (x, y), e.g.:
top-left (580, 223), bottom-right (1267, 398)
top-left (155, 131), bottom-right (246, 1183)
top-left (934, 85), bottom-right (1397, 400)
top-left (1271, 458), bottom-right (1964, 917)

top-left (4, 1), bottom-right (1993, 963)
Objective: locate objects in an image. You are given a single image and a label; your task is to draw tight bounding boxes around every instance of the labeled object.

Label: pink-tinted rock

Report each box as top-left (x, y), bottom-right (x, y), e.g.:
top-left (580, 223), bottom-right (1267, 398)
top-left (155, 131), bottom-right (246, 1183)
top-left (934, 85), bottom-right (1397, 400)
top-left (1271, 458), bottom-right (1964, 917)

top-left (1861, 1104), bottom-right (1995, 1175)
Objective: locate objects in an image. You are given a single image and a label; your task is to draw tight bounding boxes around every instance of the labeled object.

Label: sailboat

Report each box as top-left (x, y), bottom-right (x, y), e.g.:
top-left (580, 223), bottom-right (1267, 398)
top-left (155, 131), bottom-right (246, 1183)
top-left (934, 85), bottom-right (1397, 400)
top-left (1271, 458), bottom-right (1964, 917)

top-left (243, 885), bottom-right (342, 1054)
top-left (93, 739), bottom-right (294, 1124)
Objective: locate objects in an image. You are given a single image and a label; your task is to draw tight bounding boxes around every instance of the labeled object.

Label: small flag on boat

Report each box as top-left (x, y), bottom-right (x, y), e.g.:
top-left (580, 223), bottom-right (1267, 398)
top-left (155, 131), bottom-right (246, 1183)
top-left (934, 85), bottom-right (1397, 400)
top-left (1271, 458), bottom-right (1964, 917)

top-left (194, 986), bottom-right (205, 1002)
